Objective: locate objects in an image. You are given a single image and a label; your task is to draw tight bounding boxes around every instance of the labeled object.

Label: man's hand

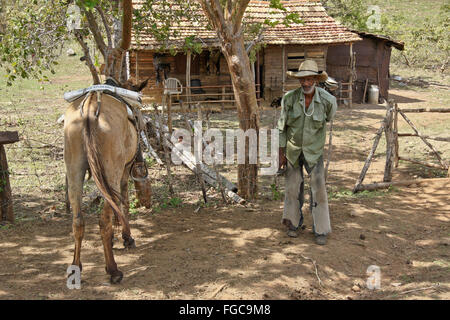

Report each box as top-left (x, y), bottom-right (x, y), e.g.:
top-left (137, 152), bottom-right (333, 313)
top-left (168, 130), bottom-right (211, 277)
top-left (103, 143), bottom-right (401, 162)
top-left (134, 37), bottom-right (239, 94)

top-left (279, 147), bottom-right (287, 169)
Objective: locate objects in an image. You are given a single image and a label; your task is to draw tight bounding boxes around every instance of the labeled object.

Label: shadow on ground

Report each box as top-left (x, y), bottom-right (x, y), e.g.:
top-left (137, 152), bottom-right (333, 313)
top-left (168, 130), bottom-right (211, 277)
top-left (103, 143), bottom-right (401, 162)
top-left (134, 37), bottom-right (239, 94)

top-left (0, 178), bottom-right (448, 300)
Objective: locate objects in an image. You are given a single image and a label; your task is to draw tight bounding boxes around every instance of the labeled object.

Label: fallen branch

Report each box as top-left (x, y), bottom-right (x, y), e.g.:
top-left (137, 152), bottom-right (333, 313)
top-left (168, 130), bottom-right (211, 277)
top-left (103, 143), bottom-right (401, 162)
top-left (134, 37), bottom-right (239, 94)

top-left (210, 283), bottom-right (227, 299)
top-left (301, 255), bottom-right (323, 288)
top-left (146, 117), bottom-right (245, 204)
top-left (400, 284), bottom-right (439, 295)
top-left (145, 116), bottom-right (238, 192)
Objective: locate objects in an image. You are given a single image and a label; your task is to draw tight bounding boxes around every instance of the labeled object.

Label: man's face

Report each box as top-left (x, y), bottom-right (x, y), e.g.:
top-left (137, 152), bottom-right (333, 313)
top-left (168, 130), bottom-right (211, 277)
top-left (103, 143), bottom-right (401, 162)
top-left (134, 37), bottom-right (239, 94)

top-left (299, 76), bottom-right (318, 95)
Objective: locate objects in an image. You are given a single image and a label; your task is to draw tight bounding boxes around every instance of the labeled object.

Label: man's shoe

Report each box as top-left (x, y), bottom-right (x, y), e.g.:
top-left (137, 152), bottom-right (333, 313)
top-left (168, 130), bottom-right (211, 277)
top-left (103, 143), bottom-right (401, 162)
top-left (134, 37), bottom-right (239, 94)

top-left (315, 234), bottom-right (327, 245)
top-left (283, 219), bottom-right (299, 236)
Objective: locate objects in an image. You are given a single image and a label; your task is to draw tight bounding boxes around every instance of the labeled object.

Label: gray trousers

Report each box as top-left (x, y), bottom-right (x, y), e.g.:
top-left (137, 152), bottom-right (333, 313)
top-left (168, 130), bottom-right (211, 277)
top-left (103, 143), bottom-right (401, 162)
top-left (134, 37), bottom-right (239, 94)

top-left (282, 154), bottom-right (331, 236)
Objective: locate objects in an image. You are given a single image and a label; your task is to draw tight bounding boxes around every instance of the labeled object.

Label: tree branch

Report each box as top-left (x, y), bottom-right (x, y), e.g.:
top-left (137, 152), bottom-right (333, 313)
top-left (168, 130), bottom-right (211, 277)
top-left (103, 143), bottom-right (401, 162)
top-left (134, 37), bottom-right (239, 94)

top-left (95, 5), bottom-right (112, 49)
top-left (200, 0), bottom-right (230, 39)
top-left (74, 31), bottom-right (100, 84)
top-left (81, 6), bottom-right (107, 59)
top-left (225, 0), bottom-right (233, 20)
top-left (232, 0), bottom-right (250, 34)
top-left (246, 28), bottom-right (264, 53)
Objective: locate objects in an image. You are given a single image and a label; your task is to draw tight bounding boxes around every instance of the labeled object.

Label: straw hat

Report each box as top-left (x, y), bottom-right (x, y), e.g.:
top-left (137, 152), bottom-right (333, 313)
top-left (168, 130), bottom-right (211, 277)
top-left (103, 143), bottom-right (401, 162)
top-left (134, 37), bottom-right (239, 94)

top-left (286, 59), bottom-right (328, 82)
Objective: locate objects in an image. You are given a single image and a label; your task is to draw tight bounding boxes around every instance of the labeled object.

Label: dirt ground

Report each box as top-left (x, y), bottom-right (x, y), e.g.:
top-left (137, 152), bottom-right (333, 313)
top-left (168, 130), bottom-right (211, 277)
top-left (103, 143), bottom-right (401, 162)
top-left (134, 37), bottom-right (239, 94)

top-left (0, 83), bottom-right (449, 300)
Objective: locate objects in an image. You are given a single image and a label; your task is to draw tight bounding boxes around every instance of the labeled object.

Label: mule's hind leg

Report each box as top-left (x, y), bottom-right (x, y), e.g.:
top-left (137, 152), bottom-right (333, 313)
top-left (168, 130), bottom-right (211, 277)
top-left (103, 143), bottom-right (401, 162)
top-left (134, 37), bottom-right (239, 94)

top-left (120, 165), bottom-right (135, 249)
top-left (67, 164), bottom-right (86, 273)
top-left (99, 202), bottom-right (123, 284)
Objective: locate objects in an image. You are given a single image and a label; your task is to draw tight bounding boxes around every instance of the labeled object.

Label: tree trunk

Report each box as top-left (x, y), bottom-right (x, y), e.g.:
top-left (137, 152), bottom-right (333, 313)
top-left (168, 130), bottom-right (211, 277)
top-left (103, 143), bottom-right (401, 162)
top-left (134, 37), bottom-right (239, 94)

top-left (221, 35), bottom-right (260, 199)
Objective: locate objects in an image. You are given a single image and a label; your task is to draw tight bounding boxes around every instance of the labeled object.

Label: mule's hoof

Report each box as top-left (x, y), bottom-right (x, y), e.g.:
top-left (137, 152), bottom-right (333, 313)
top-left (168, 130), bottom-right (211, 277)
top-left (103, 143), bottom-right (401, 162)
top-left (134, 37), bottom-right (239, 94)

top-left (123, 237), bottom-right (136, 249)
top-left (110, 271), bottom-right (123, 284)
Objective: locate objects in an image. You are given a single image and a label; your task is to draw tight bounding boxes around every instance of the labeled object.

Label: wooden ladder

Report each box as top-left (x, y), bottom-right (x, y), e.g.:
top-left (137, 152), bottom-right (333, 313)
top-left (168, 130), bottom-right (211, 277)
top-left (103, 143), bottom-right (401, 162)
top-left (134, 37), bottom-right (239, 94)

top-left (339, 47), bottom-right (356, 108)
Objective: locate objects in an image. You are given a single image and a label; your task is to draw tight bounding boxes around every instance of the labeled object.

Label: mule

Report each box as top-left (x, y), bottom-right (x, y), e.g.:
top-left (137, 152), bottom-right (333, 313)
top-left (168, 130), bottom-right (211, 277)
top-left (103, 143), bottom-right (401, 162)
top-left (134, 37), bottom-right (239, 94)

top-left (64, 79), bottom-right (148, 284)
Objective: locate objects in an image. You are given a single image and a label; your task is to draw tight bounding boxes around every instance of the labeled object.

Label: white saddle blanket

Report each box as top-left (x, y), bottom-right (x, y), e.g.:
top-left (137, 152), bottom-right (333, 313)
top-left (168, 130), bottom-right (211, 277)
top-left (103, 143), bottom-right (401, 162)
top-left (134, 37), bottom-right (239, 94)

top-left (63, 84), bottom-right (143, 120)
top-left (64, 84), bottom-right (142, 106)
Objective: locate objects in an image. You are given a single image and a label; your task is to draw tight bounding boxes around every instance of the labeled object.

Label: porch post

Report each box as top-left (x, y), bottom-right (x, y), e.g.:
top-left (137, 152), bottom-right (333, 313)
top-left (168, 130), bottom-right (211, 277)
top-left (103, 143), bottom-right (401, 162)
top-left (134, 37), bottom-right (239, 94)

top-left (256, 50), bottom-right (260, 101)
top-left (135, 51), bottom-right (139, 83)
top-left (186, 50), bottom-right (192, 108)
top-left (125, 51), bottom-right (130, 80)
top-left (282, 45), bottom-right (286, 94)
top-left (349, 43), bottom-right (354, 108)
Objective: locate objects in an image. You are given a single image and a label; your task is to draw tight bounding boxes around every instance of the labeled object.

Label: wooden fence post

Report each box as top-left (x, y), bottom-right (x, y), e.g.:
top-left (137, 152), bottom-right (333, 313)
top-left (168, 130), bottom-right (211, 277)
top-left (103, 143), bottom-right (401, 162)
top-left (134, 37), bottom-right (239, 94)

top-left (394, 102), bottom-right (399, 168)
top-left (0, 131), bottom-right (19, 223)
top-left (398, 108), bottom-right (448, 170)
top-left (353, 108), bottom-right (392, 193)
top-left (383, 100), bottom-right (395, 182)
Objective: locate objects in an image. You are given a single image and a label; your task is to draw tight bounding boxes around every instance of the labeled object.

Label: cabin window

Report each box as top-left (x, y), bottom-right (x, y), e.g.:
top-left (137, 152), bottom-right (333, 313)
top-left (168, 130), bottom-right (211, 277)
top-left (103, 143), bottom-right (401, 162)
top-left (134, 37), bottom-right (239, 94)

top-left (287, 52), bottom-right (305, 72)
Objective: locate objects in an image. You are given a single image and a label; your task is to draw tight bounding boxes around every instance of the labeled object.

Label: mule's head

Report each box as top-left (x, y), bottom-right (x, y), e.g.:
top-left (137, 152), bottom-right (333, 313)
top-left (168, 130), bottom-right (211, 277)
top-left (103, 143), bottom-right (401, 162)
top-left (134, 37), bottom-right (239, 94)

top-left (122, 78), bottom-right (150, 93)
top-left (105, 77), bottom-right (150, 93)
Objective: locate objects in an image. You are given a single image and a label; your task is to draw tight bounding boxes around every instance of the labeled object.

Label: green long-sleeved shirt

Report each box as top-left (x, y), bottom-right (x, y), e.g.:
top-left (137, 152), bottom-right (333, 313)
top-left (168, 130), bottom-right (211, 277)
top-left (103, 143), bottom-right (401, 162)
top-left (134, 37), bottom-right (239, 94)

top-left (277, 86), bottom-right (337, 168)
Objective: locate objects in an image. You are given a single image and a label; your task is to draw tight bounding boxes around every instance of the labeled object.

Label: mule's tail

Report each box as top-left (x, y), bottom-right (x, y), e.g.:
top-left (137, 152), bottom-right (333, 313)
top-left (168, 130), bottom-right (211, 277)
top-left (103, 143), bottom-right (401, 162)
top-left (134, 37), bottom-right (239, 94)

top-left (82, 93), bottom-right (125, 226)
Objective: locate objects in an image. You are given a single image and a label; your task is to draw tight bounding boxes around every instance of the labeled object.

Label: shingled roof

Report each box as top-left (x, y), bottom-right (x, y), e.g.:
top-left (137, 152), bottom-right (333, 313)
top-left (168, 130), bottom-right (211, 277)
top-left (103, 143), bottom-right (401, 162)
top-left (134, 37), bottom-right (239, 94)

top-left (353, 30), bottom-right (405, 50)
top-left (131, 0), bottom-right (361, 50)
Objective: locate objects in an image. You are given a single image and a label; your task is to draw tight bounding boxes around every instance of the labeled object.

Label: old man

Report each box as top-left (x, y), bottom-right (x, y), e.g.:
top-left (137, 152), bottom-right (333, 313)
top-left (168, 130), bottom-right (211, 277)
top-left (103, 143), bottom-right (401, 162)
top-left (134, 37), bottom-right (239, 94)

top-left (277, 59), bottom-right (337, 245)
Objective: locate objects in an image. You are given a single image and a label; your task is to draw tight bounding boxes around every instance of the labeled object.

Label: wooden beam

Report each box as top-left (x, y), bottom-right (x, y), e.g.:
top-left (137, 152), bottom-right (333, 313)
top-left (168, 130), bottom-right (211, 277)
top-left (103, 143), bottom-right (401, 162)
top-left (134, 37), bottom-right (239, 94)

top-left (0, 131), bottom-right (19, 145)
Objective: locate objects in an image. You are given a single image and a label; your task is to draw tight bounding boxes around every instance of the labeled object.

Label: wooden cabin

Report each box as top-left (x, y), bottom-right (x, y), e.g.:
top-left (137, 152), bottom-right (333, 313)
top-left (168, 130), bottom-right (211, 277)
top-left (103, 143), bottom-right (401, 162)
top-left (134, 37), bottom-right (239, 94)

top-left (327, 31), bottom-right (405, 104)
top-left (129, 0), bottom-right (362, 107)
